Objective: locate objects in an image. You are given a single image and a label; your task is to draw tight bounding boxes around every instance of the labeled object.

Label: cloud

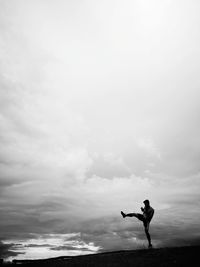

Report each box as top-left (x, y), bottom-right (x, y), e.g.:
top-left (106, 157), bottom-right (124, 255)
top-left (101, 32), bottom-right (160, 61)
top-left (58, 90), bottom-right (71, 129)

top-left (50, 246), bottom-right (90, 251)
top-left (0, 241), bottom-right (24, 259)
top-left (2, 234), bottom-right (99, 260)
top-left (137, 138), bottom-right (161, 160)
top-left (88, 153), bottom-right (131, 178)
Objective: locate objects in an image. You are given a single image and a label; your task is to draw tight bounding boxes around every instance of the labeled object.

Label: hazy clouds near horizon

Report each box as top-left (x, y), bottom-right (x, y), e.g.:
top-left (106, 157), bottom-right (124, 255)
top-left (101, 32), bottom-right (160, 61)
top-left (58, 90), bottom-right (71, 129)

top-left (1, 0), bottom-right (200, 259)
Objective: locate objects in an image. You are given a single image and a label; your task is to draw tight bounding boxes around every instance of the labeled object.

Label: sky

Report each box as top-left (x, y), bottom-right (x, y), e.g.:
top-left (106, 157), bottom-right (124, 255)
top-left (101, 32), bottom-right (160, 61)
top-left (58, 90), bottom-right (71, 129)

top-left (1, 0), bottom-right (200, 261)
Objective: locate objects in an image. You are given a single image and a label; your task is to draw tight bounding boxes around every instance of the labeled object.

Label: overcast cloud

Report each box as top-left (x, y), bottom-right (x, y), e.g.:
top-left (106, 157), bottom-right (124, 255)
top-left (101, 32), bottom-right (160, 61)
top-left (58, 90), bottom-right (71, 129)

top-left (1, 0), bottom-right (200, 261)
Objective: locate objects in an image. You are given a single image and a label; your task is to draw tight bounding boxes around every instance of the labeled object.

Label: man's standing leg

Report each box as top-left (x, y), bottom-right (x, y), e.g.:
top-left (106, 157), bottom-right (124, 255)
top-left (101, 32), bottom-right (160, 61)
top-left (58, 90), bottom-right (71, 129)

top-left (144, 223), bottom-right (152, 248)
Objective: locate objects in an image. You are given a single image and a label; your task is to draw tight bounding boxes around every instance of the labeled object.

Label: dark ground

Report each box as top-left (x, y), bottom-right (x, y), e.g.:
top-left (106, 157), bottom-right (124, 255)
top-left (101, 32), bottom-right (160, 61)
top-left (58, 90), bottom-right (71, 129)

top-left (5, 246), bottom-right (200, 267)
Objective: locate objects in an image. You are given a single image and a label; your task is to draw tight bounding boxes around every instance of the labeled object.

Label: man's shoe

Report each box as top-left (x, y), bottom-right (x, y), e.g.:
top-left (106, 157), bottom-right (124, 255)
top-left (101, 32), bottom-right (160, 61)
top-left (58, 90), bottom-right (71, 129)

top-left (121, 211), bottom-right (126, 218)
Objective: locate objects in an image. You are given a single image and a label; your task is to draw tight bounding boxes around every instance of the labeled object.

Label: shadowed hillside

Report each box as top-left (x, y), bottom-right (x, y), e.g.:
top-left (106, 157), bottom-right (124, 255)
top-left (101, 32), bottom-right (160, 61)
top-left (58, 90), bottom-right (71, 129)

top-left (6, 246), bottom-right (200, 267)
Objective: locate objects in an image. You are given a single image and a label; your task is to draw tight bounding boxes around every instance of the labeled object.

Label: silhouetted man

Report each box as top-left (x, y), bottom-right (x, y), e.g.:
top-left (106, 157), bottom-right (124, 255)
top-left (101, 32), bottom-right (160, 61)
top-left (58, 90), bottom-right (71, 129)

top-left (121, 199), bottom-right (154, 248)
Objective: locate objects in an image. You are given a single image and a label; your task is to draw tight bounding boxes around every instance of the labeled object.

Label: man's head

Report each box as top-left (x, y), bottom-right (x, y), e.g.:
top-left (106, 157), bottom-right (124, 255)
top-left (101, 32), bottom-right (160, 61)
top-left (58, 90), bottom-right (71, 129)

top-left (143, 199), bottom-right (150, 206)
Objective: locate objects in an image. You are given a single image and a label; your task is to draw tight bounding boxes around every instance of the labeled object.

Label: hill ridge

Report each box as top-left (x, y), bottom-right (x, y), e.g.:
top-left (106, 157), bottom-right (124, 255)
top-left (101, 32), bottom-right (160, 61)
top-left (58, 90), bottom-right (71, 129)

top-left (7, 245), bottom-right (200, 266)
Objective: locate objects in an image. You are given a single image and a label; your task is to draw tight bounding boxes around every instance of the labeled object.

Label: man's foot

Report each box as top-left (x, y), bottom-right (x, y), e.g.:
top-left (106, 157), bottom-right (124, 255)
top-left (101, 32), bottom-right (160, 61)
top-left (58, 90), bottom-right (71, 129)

top-left (121, 211), bottom-right (126, 218)
top-left (148, 244), bottom-right (153, 249)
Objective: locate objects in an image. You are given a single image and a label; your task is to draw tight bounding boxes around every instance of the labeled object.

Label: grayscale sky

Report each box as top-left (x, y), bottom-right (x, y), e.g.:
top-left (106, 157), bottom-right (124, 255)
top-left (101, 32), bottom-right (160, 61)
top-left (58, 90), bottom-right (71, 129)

top-left (1, 0), bottom-right (200, 261)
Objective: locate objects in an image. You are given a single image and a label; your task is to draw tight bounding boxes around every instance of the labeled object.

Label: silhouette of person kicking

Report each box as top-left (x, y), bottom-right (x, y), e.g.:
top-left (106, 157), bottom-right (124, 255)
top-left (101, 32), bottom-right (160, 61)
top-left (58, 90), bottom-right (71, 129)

top-left (121, 199), bottom-right (154, 248)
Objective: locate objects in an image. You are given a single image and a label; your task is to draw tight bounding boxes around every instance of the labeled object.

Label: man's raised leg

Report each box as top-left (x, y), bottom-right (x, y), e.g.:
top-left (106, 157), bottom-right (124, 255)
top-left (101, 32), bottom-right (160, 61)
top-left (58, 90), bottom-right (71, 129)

top-left (121, 212), bottom-right (143, 220)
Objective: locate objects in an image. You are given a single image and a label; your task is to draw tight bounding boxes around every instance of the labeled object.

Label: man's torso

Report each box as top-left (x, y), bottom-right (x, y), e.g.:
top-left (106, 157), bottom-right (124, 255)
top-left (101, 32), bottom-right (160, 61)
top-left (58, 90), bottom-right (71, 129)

top-left (143, 206), bottom-right (154, 222)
